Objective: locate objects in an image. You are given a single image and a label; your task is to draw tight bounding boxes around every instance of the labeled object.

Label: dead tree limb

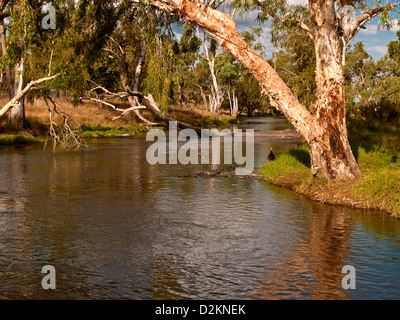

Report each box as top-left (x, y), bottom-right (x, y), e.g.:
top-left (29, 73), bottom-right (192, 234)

top-left (0, 73), bottom-right (60, 118)
top-left (43, 96), bottom-right (85, 151)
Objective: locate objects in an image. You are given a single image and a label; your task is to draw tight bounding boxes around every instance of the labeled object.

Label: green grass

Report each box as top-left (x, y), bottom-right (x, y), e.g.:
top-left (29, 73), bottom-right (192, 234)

top-left (259, 144), bottom-right (312, 185)
top-left (352, 146), bottom-right (400, 215)
top-left (81, 124), bottom-right (148, 138)
top-left (259, 143), bottom-right (400, 216)
top-left (348, 118), bottom-right (400, 152)
top-left (0, 134), bottom-right (39, 145)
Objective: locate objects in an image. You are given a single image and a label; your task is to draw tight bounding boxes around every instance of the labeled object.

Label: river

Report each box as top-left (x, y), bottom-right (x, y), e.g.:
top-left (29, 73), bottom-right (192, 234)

top-left (0, 117), bottom-right (399, 300)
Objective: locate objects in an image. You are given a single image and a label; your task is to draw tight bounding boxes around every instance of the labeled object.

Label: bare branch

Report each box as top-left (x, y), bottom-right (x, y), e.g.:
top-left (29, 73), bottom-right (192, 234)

top-left (102, 47), bottom-right (121, 60)
top-left (0, 73), bottom-right (60, 118)
top-left (111, 105), bottom-right (148, 121)
top-left (81, 96), bottom-right (146, 115)
top-left (44, 97), bottom-right (85, 152)
top-left (346, 2), bottom-right (400, 41)
top-left (48, 47), bottom-right (54, 77)
top-left (107, 36), bottom-right (125, 55)
top-left (143, 94), bottom-right (202, 133)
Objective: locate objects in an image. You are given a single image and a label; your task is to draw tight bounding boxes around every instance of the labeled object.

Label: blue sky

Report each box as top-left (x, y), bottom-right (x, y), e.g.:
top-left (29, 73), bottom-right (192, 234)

top-left (356, 22), bottom-right (399, 59)
top-left (232, 0), bottom-right (400, 60)
top-left (175, 0), bottom-right (400, 61)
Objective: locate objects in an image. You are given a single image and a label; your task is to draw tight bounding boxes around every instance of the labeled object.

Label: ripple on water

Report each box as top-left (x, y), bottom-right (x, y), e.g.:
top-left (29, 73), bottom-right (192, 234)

top-left (0, 137), bottom-right (399, 299)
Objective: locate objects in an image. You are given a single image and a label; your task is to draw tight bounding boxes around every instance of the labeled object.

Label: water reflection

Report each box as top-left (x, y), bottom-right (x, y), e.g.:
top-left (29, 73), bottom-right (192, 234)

top-left (0, 120), bottom-right (399, 299)
top-left (252, 204), bottom-right (354, 300)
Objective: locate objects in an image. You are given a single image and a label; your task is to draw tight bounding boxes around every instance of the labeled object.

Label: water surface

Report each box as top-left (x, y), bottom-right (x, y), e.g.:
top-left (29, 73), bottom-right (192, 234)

top-left (0, 117), bottom-right (399, 299)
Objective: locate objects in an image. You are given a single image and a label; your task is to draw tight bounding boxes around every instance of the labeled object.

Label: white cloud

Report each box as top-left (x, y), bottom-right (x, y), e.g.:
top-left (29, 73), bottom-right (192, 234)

top-left (359, 24), bottom-right (379, 36)
top-left (367, 45), bottom-right (388, 55)
top-left (288, 0), bottom-right (307, 5)
top-left (359, 23), bottom-right (400, 36)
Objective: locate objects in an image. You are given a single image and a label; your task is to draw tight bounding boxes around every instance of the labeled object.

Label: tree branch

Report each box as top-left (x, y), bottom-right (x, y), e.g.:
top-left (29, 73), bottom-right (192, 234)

top-left (146, 0), bottom-right (312, 138)
top-left (254, 0), bottom-right (314, 41)
top-left (347, 2), bottom-right (400, 41)
top-left (44, 96), bottom-right (85, 151)
top-left (0, 73), bottom-right (60, 118)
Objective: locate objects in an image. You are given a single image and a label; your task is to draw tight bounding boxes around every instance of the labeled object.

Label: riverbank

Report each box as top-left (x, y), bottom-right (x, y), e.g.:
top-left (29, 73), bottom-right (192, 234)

top-left (0, 96), bottom-right (236, 146)
top-left (0, 133), bottom-right (39, 145)
top-left (198, 142), bottom-right (400, 217)
top-left (259, 143), bottom-right (400, 217)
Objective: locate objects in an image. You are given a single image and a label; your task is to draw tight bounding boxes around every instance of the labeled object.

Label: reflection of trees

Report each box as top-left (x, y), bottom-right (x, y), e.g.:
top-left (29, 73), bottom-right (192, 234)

top-left (0, 152), bottom-right (36, 298)
top-left (31, 140), bottom-right (161, 298)
top-left (1, 153), bottom-right (27, 212)
top-left (1, 140), bottom-right (163, 299)
top-left (252, 206), bottom-right (355, 300)
top-left (44, 141), bottom-right (159, 200)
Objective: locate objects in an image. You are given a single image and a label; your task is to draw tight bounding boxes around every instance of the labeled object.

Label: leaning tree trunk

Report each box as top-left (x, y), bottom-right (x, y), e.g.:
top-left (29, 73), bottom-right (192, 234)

top-left (146, 0), bottom-right (361, 181)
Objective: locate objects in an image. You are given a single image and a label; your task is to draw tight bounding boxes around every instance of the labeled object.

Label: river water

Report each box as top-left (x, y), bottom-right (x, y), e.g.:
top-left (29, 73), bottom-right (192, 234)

top-left (0, 117), bottom-right (399, 300)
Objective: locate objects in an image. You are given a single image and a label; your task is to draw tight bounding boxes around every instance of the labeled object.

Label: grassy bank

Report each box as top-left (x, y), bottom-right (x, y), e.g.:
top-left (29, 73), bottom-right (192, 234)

top-left (169, 105), bottom-right (239, 127)
top-left (259, 143), bottom-right (400, 217)
top-left (0, 96), bottom-right (144, 145)
top-left (0, 133), bottom-right (40, 145)
top-left (0, 96), bottom-right (235, 146)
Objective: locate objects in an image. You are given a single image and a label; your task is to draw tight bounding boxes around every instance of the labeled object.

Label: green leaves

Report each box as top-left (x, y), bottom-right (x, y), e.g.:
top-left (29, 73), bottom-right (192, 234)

top-left (2, 0), bottom-right (38, 66)
top-left (142, 39), bottom-right (174, 111)
top-left (271, 31), bottom-right (316, 107)
top-left (344, 39), bottom-right (400, 127)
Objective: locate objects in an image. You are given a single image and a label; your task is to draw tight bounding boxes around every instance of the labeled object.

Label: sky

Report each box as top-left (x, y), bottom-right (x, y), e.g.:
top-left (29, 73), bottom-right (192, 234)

top-left (180, 0), bottom-right (400, 61)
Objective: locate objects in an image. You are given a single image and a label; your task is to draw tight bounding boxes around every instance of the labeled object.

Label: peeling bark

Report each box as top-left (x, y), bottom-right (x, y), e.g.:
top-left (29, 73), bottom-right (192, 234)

top-left (147, 0), bottom-right (361, 180)
top-left (309, 0), bottom-right (360, 179)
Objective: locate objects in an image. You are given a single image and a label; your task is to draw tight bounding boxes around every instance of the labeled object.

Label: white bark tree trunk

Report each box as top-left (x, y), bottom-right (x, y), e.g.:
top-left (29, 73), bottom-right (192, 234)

top-left (0, 73), bottom-right (60, 119)
top-left (196, 28), bottom-right (224, 117)
top-left (227, 89), bottom-right (238, 118)
top-left (146, 0), bottom-right (361, 180)
top-left (309, 0), bottom-right (360, 179)
top-left (9, 56), bottom-right (26, 128)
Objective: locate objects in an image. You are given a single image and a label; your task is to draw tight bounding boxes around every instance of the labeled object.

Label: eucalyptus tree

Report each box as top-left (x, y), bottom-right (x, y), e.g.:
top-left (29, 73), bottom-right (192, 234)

top-left (145, 0), bottom-right (400, 180)
top-left (0, 0), bottom-right (57, 128)
top-left (215, 26), bottom-right (265, 117)
top-left (216, 51), bottom-right (239, 116)
top-left (271, 30), bottom-right (316, 108)
top-left (172, 23), bottom-right (201, 107)
top-left (0, 0), bottom-right (80, 128)
top-left (344, 42), bottom-right (378, 110)
top-left (196, 27), bottom-right (224, 116)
